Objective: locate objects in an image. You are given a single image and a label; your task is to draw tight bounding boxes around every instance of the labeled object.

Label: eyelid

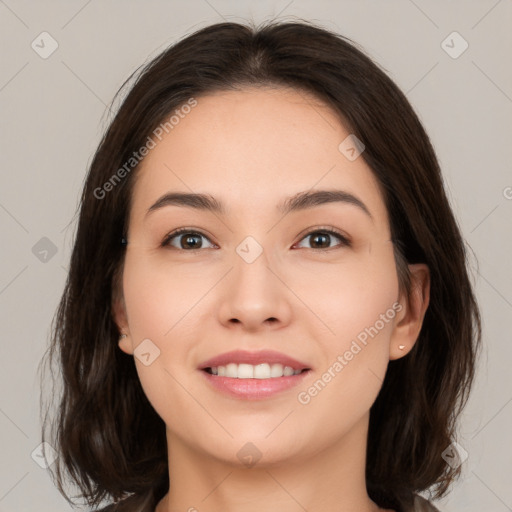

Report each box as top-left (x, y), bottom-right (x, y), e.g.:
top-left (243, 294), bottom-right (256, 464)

top-left (161, 227), bottom-right (217, 249)
top-left (293, 226), bottom-right (351, 249)
top-left (161, 225), bottom-right (352, 251)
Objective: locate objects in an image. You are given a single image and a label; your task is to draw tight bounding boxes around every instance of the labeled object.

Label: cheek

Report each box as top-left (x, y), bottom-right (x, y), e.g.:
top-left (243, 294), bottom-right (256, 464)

top-left (122, 251), bottom-right (211, 339)
top-left (292, 238), bottom-right (399, 349)
top-left (121, 254), bottom-right (200, 423)
top-left (293, 243), bottom-right (399, 431)
top-left (121, 252), bottom-right (218, 400)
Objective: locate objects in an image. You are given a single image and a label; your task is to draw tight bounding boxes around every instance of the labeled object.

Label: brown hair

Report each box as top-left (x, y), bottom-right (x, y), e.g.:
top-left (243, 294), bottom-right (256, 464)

top-left (40, 18), bottom-right (482, 512)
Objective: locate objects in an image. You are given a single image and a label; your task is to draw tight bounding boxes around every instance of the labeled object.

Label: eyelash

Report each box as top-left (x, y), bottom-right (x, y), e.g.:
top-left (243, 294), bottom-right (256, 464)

top-left (160, 226), bottom-right (351, 251)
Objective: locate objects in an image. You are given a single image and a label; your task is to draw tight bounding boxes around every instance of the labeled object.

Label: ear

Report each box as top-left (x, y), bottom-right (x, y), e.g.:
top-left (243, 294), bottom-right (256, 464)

top-left (112, 295), bottom-right (134, 356)
top-left (389, 263), bottom-right (430, 360)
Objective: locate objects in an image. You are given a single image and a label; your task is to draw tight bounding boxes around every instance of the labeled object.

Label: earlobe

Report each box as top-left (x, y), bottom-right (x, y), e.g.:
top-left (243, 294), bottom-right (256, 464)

top-left (112, 297), bottom-right (133, 355)
top-left (389, 263), bottom-right (430, 361)
top-left (118, 332), bottom-right (134, 355)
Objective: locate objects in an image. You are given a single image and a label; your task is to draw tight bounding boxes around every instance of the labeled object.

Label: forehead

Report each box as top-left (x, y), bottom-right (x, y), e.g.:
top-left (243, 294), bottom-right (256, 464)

top-left (129, 87), bottom-right (389, 229)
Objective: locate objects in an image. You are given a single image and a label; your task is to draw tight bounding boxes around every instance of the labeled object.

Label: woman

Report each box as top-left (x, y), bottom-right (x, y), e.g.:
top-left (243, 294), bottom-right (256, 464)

top-left (41, 19), bottom-right (481, 512)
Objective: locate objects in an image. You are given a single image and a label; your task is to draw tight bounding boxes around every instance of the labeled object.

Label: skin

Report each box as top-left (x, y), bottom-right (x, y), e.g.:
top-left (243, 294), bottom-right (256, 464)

top-left (113, 86), bottom-right (430, 512)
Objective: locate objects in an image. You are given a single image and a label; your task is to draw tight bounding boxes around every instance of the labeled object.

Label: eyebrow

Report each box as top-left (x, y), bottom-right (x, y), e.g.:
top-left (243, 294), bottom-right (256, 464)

top-left (145, 189), bottom-right (373, 222)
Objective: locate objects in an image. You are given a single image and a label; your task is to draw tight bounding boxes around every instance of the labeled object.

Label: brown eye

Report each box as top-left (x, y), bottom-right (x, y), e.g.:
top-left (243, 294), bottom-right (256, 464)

top-left (162, 229), bottom-right (214, 250)
top-left (295, 229), bottom-right (351, 250)
top-left (161, 227), bottom-right (351, 251)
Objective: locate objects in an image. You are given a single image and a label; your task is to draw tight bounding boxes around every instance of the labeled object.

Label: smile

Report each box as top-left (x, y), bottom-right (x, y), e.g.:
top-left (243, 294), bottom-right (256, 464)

top-left (204, 363), bottom-right (307, 378)
top-left (200, 366), bottom-right (311, 400)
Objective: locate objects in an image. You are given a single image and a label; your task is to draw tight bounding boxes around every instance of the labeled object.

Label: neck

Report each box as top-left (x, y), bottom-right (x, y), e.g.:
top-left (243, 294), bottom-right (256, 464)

top-left (156, 413), bottom-right (392, 512)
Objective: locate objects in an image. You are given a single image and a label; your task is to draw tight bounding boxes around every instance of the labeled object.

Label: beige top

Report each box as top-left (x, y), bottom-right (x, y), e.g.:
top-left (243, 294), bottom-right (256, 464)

top-left (407, 494), bottom-right (441, 511)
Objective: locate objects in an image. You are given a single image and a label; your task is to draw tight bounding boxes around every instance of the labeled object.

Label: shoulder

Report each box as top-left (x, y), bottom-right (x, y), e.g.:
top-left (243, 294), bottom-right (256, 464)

top-left (90, 493), bottom-right (156, 512)
top-left (92, 505), bottom-right (117, 512)
top-left (407, 493), bottom-right (442, 512)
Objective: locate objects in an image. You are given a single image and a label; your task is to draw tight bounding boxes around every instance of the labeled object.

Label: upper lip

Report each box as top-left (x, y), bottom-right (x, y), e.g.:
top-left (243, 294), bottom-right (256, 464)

top-left (198, 350), bottom-right (311, 371)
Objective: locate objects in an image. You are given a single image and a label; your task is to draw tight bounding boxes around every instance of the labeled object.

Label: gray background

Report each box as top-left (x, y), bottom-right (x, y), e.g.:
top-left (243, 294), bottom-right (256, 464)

top-left (0, 1), bottom-right (511, 511)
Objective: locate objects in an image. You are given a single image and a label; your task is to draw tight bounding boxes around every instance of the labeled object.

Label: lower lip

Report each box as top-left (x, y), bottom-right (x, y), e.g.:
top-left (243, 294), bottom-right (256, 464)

top-left (199, 369), bottom-right (311, 400)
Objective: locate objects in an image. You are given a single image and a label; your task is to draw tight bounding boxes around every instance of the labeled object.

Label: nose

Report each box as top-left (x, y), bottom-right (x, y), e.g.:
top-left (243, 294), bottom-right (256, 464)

top-left (216, 244), bottom-right (293, 332)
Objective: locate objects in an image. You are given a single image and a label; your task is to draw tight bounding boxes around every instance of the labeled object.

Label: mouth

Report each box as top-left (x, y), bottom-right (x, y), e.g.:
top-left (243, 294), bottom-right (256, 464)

top-left (198, 350), bottom-right (312, 399)
top-left (200, 364), bottom-right (312, 400)
top-left (202, 363), bottom-right (310, 378)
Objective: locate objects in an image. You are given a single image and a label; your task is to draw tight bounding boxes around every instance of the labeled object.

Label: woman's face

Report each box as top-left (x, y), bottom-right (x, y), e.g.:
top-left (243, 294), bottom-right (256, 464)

top-left (115, 86), bottom-right (416, 466)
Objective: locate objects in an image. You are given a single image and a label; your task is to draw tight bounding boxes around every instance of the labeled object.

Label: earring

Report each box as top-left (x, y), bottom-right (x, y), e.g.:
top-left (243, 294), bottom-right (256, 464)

top-left (119, 333), bottom-right (127, 339)
top-left (398, 344), bottom-right (405, 350)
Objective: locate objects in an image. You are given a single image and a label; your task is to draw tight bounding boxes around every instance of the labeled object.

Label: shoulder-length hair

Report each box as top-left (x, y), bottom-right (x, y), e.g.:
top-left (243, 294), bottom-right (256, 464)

top-left (40, 19), bottom-right (482, 512)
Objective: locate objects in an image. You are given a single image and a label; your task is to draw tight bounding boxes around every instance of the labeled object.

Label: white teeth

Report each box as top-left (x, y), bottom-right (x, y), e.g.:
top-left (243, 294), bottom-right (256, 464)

top-left (237, 363), bottom-right (254, 379)
top-left (209, 363), bottom-right (303, 379)
top-left (283, 365), bottom-right (295, 377)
